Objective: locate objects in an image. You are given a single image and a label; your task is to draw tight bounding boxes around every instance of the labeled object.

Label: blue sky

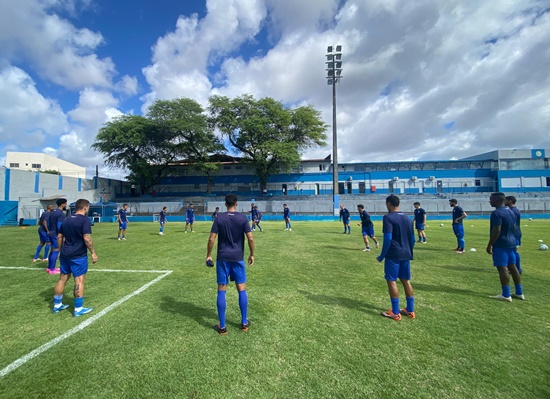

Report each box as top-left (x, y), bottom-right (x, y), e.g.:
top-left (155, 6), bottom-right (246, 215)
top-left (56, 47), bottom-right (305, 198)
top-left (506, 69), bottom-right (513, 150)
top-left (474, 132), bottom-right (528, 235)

top-left (1, 0), bottom-right (549, 178)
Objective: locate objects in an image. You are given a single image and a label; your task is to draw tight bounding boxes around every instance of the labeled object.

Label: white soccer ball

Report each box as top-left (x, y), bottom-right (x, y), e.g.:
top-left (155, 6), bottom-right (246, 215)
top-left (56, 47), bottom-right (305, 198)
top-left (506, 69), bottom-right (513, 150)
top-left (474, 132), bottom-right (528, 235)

top-left (440, 223), bottom-right (444, 227)
top-left (540, 244), bottom-right (548, 251)
top-left (469, 248), bottom-right (477, 252)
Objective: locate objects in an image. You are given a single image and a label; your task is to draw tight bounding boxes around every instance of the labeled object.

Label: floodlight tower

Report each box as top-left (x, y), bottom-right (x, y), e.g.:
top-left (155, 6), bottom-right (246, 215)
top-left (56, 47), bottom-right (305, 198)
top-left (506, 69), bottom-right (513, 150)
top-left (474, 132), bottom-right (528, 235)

top-left (326, 45), bottom-right (343, 215)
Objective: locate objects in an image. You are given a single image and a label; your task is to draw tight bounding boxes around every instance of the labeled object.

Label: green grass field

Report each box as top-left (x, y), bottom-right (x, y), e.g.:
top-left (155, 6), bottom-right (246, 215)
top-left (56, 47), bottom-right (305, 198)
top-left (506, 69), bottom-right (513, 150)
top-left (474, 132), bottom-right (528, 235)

top-left (0, 219), bottom-right (549, 399)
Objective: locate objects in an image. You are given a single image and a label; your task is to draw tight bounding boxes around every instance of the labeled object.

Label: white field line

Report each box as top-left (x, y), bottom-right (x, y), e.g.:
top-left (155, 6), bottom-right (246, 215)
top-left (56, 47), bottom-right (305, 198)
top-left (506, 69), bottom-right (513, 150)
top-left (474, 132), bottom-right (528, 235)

top-left (0, 266), bottom-right (172, 273)
top-left (0, 268), bottom-right (173, 379)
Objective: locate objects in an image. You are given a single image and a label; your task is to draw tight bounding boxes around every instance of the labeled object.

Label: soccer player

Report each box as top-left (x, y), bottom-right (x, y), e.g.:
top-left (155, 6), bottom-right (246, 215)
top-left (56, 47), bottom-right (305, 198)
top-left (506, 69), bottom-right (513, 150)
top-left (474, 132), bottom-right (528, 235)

top-left (449, 199), bottom-right (467, 253)
top-left (283, 204), bottom-right (292, 231)
top-left (33, 204), bottom-right (53, 262)
top-left (250, 205), bottom-right (258, 231)
top-left (486, 192), bottom-right (523, 301)
top-left (413, 202), bottom-right (427, 243)
top-left (46, 198), bottom-right (67, 274)
top-left (377, 195), bottom-right (416, 321)
top-left (185, 203), bottom-right (195, 233)
top-left (117, 204), bottom-right (129, 240)
top-left (253, 205), bottom-right (263, 232)
top-left (159, 207), bottom-right (167, 235)
top-left (357, 204), bottom-right (379, 252)
top-left (212, 207), bottom-right (220, 221)
top-left (52, 199), bottom-right (98, 317)
top-left (339, 204), bottom-right (351, 234)
top-left (206, 194), bottom-right (255, 334)
top-left (505, 195), bottom-right (523, 274)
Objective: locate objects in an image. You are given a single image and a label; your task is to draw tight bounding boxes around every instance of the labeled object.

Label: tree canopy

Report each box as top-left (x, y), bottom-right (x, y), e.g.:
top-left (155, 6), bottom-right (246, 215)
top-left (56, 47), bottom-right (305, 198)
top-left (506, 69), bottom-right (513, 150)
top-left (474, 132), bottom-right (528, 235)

top-left (93, 98), bottom-right (223, 192)
top-left (208, 94), bottom-right (327, 190)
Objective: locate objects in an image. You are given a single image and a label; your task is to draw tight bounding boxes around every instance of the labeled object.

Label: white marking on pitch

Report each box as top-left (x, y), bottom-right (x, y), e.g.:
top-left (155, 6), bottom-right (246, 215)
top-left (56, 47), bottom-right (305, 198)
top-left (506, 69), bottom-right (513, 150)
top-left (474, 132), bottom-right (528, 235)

top-left (0, 267), bottom-right (173, 379)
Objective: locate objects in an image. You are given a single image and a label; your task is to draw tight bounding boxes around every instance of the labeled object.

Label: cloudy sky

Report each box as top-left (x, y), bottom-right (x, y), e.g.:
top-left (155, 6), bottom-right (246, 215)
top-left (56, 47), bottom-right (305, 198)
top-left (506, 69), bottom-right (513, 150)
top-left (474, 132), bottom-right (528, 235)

top-left (1, 0), bottom-right (549, 178)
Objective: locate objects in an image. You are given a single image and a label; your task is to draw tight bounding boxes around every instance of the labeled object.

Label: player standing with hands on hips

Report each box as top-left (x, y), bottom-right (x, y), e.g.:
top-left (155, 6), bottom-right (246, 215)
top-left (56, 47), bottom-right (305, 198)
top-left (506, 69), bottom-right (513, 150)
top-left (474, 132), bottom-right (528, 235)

top-left (206, 194), bottom-right (255, 334)
top-left (52, 199), bottom-right (98, 317)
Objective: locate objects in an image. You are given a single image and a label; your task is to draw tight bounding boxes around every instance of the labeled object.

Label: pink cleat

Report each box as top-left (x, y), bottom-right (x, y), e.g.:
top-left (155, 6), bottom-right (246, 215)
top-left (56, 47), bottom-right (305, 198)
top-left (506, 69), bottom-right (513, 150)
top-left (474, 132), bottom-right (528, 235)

top-left (47, 268), bottom-right (60, 275)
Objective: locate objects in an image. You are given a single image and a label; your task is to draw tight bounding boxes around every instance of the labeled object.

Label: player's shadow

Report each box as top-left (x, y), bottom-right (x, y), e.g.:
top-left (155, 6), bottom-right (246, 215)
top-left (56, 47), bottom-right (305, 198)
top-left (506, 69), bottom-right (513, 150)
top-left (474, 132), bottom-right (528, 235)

top-left (413, 283), bottom-right (480, 297)
top-left (298, 290), bottom-right (383, 315)
top-left (160, 296), bottom-right (239, 330)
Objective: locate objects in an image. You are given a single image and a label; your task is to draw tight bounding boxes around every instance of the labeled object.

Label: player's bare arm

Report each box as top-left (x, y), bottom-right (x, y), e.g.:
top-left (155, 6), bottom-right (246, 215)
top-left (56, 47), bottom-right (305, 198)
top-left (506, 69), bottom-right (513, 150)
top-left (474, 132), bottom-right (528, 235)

top-left (246, 232), bottom-right (255, 265)
top-left (83, 234), bottom-right (98, 263)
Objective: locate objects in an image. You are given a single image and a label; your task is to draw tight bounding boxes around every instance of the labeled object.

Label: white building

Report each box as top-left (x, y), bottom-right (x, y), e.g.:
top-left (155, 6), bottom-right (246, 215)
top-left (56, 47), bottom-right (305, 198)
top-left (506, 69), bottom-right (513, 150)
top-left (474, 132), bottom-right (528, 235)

top-left (5, 152), bottom-right (86, 178)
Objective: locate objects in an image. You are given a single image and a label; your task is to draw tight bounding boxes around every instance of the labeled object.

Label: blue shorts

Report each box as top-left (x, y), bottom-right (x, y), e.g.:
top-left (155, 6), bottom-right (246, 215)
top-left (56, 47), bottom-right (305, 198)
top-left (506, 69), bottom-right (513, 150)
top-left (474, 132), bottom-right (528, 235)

top-left (492, 248), bottom-right (516, 267)
top-left (362, 226), bottom-right (375, 237)
top-left (59, 256), bottom-right (88, 277)
top-left (49, 234), bottom-right (59, 249)
top-left (415, 222), bottom-right (425, 231)
top-left (216, 260), bottom-right (246, 285)
top-left (452, 224), bottom-right (464, 238)
top-left (38, 231), bottom-right (50, 243)
top-left (384, 259), bottom-right (411, 281)
top-left (342, 218), bottom-right (349, 224)
top-left (186, 218), bottom-right (194, 225)
top-left (119, 222), bottom-right (128, 230)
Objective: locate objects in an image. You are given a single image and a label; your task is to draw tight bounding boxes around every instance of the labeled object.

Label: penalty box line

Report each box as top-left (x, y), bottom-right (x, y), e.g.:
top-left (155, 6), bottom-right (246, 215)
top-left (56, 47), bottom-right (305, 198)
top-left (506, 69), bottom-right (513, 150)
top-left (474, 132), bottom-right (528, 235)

top-left (0, 267), bottom-right (173, 379)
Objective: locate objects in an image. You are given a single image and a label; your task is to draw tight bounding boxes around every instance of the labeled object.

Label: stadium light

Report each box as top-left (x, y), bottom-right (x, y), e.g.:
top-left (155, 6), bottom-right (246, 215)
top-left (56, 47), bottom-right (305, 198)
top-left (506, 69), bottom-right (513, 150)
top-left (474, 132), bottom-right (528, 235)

top-left (326, 45), bottom-right (343, 215)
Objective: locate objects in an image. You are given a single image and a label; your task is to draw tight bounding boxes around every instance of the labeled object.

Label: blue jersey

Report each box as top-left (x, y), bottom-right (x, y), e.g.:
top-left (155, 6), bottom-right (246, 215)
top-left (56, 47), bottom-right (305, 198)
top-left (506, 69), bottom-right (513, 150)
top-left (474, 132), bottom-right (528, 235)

top-left (255, 210), bottom-right (262, 221)
top-left (159, 210), bottom-right (166, 223)
top-left (212, 211), bottom-right (218, 221)
top-left (59, 214), bottom-right (92, 259)
top-left (251, 209), bottom-right (258, 220)
top-left (490, 207), bottom-right (517, 249)
top-left (414, 208), bottom-right (426, 223)
top-left (48, 209), bottom-right (66, 235)
top-left (452, 206), bottom-right (465, 224)
top-left (382, 211), bottom-right (414, 261)
top-left (210, 212), bottom-right (251, 262)
top-left (359, 210), bottom-right (373, 227)
top-left (340, 208), bottom-right (350, 220)
top-left (118, 209), bottom-right (128, 223)
top-left (38, 211), bottom-right (51, 233)
top-left (186, 208), bottom-right (194, 220)
top-left (283, 208), bottom-right (290, 218)
top-left (509, 206), bottom-right (522, 241)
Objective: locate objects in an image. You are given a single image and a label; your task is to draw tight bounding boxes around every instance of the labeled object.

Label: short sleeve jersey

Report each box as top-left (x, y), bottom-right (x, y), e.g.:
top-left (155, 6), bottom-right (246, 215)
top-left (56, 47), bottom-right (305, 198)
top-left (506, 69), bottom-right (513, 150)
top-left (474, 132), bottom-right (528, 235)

top-left (118, 209), bottom-right (128, 223)
top-left (414, 208), bottom-right (426, 223)
top-left (382, 211), bottom-right (414, 261)
top-left (48, 209), bottom-right (66, 235)
top-left (210, 212), bottom-right (251, 262)
top-left (159, 210), bottom-right (166, 223)
top-left (251, 209), bottom-right (258, 220)
top-left (59, 214), bottom-right (92, 259)
top-left (186, 208), bottom-right (194, 220)
top-left (256, 210), bottom-right (262, 221)
top-left (452, 206), bottom-right (465, 224)
top-left (509, 206), bottom-right (522, 240)
top-left (283, 207), bottom-right (290, 218)
top-left (490, 207), bottom-right (517, 249)
top-left (212, 211), bottom-right (218, 221)
top-left (38, 211), bottom-right (51, 233)
top-left (360, 210), bottom-right (373, 227)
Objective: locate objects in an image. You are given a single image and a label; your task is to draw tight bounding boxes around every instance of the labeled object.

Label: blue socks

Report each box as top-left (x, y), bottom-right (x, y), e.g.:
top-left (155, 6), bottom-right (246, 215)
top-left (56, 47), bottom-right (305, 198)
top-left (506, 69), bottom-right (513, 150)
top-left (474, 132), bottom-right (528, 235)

top-left (406, 296), bottom-right (415, 313)
top-left (48, 251), bottom-right (59, 270)
top-left (74, 297), bottom-right (84, 311)
top-left (515, 284), bottom-right (523, 296)
top-left (391, 298), bottom-right (400, 315)
top-left (502, 285), bottom-right (511, 298)
top-left (44, 244), bottom-right (50, 259)
top-left (54, 295), bottom-right (63, 305)
top-left (239, 290), bottom-right (248, 324)
top-left (160, 226), bottom-right (164, 233)
top-left (217, 291), bottom-right (227, 328)
top-left (34, 245), bottom-right (43, 260)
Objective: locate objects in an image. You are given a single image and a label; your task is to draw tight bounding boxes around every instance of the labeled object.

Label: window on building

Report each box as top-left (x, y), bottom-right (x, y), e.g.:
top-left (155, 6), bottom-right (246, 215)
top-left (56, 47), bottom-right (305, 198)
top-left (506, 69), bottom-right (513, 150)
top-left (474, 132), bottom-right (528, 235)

top-left (235, 165), bottom-right (243, 170)
top-left (32, 163), bottom-right (41, 168)
top-left (9, 163), bottom-right (19, 168)
top-left (223, 165), bottom-right (231, 170)
top-left (319, 164), bottom-right (325, 171)
top-left (475, 179), bottom-right (481, 187)
top-left (546, 177), bottom-right (550, 187)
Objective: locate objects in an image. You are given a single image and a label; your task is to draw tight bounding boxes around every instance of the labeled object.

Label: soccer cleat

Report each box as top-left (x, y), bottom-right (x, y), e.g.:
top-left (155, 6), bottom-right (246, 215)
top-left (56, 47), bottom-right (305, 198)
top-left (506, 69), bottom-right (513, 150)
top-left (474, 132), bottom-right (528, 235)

top-left (362, 248), bottom-right (370, 252)
top-left (118, 237), bottom-right (121, 240)
top-left (490, 294), bottom-right (512, 302)
top-left (74, 307), bottom-right (93, 317)
top-left (241, 320), bottom-right (250, 332)
top-left (192, 231), bottom-right (195, 233)
top-left (215, 324), bottom-right (227, 335)
top-left (511, 293), bottom-right (525, 300)
top-left (159, 232), bottom-right (164, 235)
top-left (52, 304), bottom-right (69, 314)
top-left (122, 237), bottom-right (126, 240)
top-left (381, 310), bottom-right (401, 321)
top-left (43, 258), bottom-right (48, 262)
top-left (456, 250), bottom-right (465, 254)
top-left (375, 242), bottom-right (379, 249)
top-left (47, 268), bottom-right (60, 275)
top-left (422, 241), bottom-right (427, 244)
top-left (400, 308), bottom-right (416, 319)
top-left (185, 231), bottom-right (188, 233)
top-left (289, 228), bottom-right (292, 231)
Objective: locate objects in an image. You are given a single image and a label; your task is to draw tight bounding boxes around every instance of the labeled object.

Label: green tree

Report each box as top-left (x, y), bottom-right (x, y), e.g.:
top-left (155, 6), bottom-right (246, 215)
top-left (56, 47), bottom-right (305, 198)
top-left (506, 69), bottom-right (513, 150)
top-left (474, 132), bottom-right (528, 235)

top-left (208, 94), bottom-right (328, 191)
top-left (93, 99), bottom-right (224, 193)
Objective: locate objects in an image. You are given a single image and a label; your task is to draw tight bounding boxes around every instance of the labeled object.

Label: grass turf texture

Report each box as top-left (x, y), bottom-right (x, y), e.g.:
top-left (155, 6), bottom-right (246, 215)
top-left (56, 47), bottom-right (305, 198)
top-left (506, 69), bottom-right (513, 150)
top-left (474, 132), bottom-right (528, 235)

top-left (0, 219), bottom-right (549, 399)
